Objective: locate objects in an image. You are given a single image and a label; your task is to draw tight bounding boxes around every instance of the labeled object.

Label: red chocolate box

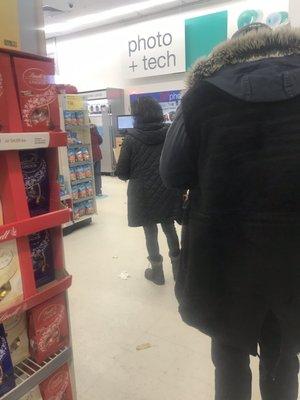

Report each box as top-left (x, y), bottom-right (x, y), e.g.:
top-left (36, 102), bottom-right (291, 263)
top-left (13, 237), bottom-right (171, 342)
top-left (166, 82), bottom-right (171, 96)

top-left (13, 57), bottom-right (60, 132)
top-left (40, 364), bottom-right (73, 400)
top-left (28, 293), bottom-right (69, 364)
top-left (0, 53), bottom-right (22, 132)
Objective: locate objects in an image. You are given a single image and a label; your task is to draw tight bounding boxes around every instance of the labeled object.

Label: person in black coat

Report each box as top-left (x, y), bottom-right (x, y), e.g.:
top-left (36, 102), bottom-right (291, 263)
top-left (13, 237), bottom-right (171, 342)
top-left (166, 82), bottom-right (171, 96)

top-left (160, 25), bottom-right (300, 400)
top-left (115, 97), bottom-right (180, 285)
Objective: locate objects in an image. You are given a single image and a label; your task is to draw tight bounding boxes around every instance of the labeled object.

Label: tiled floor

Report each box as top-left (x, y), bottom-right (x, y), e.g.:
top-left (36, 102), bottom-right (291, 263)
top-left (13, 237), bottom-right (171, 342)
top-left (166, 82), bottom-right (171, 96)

top-left (64, 176), bottom-right (261, 400)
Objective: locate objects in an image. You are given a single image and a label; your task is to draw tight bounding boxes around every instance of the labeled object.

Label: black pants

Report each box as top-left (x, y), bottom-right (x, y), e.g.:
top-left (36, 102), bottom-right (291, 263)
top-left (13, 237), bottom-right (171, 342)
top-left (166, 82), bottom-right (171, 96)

top-left (212, 312), bottom-right (299, 400)
top-left (143, 222), bottom-right (180, 262)
top-left (94, 161), bottom-right (102, 195)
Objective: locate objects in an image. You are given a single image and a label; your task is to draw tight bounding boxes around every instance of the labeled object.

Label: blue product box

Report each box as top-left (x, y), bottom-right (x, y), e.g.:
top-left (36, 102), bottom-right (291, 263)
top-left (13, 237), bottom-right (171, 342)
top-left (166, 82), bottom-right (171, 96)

top-left (0, 324), bottom-right (15, 396)
top-left (29, 230), bottom-right (55, 288)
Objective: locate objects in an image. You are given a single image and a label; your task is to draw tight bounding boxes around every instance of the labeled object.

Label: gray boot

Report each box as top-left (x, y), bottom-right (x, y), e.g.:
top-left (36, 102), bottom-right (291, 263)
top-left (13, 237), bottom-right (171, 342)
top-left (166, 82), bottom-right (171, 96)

top-left (145, 256), bottom-right (165, 285)
top-left (170, 254), bottom-right (180, 281)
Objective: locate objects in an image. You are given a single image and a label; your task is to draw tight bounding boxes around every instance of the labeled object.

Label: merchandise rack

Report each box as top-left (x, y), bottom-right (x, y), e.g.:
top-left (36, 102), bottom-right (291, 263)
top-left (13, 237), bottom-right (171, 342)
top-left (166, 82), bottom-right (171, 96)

top-left (0, 209), bottom-right (70, 242)
top-left (0, 47), bottom-right (77, 399)
top-left (0, 272), bottom-right (72, 325)
top-left (2, 347), bottom-right (72, 400)
top-left (58, 94), bottom-right (98, 234)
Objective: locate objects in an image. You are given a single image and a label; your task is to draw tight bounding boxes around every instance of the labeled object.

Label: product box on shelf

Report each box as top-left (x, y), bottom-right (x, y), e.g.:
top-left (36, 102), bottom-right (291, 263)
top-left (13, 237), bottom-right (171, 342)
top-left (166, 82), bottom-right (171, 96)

top-left (20, 150), bottom-right (50, 217)
top-left (0, 200), bottom-right (23, 312)
top-left (28, 293), bottom-right (69, 364)
top-left (13, 57), bottom-right (60, 132)
top-left (0, 324), bottom-right (15, 396)
top-left (29, 230), bottom-right (55, 289)
top-left (20, 386), bottom-right (43, 400)
top-left (0, 53), bottom-right (22, 133)
top-left (40, 364), bottom-right (73, 400)
top-left (4, 313), bottom-right (30, 366)
top-left (0, 239), bottom-right (24, 312)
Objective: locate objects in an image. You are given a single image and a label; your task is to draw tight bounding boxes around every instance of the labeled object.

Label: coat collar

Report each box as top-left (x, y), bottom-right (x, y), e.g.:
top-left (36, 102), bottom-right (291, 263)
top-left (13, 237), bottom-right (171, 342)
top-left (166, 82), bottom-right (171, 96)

top-left (187, 28), bottom-right (300, 88)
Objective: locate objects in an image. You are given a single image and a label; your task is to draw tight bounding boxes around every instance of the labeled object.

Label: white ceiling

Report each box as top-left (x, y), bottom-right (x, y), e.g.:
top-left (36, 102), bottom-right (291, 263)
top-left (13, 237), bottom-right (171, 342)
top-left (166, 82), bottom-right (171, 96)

top-left (44, 0), bottom-right (151, 16)
top-left (43, 0), bottom-right (209, 37)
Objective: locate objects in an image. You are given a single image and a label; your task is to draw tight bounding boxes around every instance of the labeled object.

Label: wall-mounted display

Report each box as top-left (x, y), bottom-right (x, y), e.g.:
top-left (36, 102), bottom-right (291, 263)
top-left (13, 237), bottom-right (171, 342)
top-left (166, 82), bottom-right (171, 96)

top-left (130, 90), bottom-right (182, 124)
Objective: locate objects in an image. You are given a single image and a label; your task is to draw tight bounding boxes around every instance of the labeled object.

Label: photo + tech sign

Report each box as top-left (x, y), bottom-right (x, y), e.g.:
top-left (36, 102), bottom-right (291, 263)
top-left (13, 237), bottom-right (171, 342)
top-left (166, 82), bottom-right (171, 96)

top-left (125, 20), bottom-right (186, 79)
top-left (125, 1), bottom-right (289, 79)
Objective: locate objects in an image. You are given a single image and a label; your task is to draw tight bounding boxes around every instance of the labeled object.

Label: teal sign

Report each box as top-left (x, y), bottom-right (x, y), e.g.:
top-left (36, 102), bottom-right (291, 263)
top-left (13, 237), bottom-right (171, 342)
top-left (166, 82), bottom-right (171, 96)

top-left (185, 8), bottom-right (289, 70)
top-left (185, 11), bottom-right (228, 69)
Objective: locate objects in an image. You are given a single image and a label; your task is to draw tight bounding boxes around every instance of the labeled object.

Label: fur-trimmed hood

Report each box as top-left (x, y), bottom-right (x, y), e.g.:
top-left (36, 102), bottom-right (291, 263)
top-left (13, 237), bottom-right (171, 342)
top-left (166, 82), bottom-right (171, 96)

top-left (188, 28), bottom-right (300, 102)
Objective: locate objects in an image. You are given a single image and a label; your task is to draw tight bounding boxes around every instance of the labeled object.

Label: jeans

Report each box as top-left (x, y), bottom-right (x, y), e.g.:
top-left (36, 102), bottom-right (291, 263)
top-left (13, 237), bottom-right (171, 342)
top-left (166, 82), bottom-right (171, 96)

top-left (143, 222), bottom-right (180, 262)
top-left (94, 161), bottom-right (102, 195)
top-left (212, 312), bottom-right (299, 400)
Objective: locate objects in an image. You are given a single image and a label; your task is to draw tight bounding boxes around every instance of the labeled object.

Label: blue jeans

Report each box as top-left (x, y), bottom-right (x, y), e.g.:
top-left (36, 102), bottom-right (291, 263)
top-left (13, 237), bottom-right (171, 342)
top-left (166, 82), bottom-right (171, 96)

top-left (94, 161), bottom-right (102, 195)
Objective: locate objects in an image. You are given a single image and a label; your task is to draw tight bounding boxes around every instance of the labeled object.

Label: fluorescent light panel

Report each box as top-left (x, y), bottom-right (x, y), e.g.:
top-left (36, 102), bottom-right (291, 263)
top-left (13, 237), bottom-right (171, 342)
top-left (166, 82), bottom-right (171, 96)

top-left (45, 0), bottom-right (178, 34)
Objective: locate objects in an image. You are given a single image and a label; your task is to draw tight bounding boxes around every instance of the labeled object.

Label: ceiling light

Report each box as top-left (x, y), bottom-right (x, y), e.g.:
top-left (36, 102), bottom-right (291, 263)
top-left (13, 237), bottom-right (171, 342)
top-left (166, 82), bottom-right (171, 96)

top-left (45, 0), bottom-right (178, 35)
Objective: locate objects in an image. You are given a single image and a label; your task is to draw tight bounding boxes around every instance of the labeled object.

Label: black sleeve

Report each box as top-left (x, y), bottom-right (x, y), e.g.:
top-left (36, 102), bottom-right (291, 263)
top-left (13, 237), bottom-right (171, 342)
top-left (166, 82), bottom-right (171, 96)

top-left (160, 105), bottom-right (198, 189)
top-left (115, 136), bottom-right (132, 181)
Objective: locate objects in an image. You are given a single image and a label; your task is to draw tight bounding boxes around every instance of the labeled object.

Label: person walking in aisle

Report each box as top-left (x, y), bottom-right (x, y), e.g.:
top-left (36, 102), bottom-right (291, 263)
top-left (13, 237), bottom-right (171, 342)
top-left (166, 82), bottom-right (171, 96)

top-left (116, 97), bottom-right (181, 285)
top-left (90, 124), bottom-right (103, 196)
top-left (160, 25), bottom-right (300, 400)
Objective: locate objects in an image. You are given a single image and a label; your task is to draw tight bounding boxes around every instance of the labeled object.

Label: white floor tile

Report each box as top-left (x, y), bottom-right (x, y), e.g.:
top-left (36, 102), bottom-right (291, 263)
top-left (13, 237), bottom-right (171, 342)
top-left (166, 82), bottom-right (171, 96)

top-left (65, 177), bottom-right (262, 400)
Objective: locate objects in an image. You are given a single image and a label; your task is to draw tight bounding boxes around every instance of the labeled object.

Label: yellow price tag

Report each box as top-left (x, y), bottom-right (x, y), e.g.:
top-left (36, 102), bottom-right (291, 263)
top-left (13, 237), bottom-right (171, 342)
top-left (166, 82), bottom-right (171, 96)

top-left (66, 95), bottom-right (85, 111)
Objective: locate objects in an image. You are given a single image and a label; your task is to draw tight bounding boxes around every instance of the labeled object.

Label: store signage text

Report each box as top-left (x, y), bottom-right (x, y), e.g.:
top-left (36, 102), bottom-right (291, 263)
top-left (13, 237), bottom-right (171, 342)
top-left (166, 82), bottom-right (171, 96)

top-left (125, 21), bottom-right (185, 79)
top-left (0, 133), bottom-right (50, 151)
top-left (128, 32), bottom-right (175, 72)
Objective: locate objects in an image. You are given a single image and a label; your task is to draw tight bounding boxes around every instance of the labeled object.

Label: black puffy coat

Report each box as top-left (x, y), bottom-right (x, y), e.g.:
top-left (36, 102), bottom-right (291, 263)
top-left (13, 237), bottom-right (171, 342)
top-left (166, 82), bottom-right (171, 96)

top-left (115, 123), bottom-right (180, 227)
top-left (161, 29), bottom-right (300, 355)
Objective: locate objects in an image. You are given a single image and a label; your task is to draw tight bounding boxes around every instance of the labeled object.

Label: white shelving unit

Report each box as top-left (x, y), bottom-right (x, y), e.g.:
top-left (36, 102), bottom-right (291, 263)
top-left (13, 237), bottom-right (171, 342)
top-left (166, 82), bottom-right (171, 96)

top-left (79, 88), bottom-right (125, 175)
top-left (58, 94), bottom-right (98, 233)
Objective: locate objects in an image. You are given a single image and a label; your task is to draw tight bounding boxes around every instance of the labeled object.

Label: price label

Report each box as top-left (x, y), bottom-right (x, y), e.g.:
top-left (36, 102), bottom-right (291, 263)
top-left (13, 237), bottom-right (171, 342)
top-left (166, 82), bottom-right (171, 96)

top-left (66, 95), bottom-right (84, 111)
top-left (0, 133), bottom-right (50, 150)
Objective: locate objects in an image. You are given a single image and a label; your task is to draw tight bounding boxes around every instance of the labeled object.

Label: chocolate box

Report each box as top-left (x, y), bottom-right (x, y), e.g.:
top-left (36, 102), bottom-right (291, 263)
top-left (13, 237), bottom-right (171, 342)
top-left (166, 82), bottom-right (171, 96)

top-left (40, 364), bottom-right (73, 400)
top-left (13, 57), bottom-right (60, 132)
top-left (28, 230), bottom-right (55, 288)
top-left (20, 150), bottom-right (50, 217)
top-left (4, 313), bottom-right (30, 366)
top-left (0, 53), bottom-right (22, 133)
top-left (0, 324), bottom-right (15, 396)
top-left (0, 239), bottom-right (24, 312)
top-left (28, 294), bottom-right (69, 364)
top-left (0, 200), bottom-right (24, 312)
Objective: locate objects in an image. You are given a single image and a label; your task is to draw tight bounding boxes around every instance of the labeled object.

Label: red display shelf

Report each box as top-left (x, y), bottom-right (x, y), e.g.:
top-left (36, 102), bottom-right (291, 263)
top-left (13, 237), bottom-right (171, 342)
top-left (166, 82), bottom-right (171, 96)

top-left (0, 132), bottom-right (67, 151)
top-left (0, 47), bottom-right (76, 400)
top-left (0, 273), bottom-right (72, 324)
top-left (0, 209), bottom-right (71, 243)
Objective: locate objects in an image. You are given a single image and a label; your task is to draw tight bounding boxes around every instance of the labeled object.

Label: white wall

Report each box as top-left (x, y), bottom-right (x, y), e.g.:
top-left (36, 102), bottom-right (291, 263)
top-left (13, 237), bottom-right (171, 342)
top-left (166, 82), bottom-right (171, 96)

top-left (289, 0), bottom-right (300, 27)
top-left (49, 0), bottom-right (289, 111)
top-left (49, 2), bottom-right (226, 111)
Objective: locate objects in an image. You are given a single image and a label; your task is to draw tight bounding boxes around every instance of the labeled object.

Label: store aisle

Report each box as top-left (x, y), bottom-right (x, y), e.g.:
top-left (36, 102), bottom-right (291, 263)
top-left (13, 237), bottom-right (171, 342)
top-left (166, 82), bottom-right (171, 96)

top-left (64, 176), bottom-right (260, 400)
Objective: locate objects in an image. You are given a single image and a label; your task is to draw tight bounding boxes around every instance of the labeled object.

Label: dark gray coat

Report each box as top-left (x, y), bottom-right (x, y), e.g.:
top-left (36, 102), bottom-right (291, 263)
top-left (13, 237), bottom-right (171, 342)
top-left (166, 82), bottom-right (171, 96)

top-left (116, 123), bottom-right (180, 227)
top-left (161, 29), bottom-right (300, 355)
